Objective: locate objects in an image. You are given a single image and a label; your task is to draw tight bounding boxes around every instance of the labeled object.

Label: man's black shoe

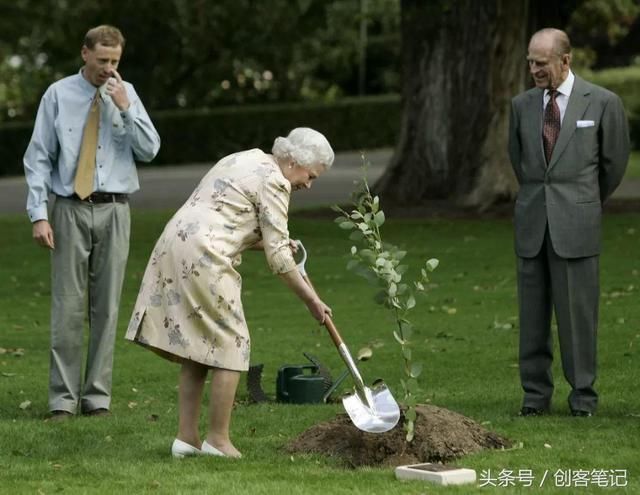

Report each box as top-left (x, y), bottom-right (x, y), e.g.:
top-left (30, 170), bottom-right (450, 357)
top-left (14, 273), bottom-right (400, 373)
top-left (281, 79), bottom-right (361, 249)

top-left (519, 406), bottom-right (546, 417)
top-left (571, 409), bottom-right (593, 417)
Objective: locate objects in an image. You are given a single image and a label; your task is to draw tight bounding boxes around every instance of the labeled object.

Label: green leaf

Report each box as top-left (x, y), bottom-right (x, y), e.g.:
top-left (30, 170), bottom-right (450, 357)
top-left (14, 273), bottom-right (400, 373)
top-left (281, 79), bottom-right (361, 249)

top-left (357, 347), bottom-right (373, 361)
top-left (402, 346), bottom-right (412, 361)
top-left (397, 283), bottom-right (408, 295)
top-left (393, 331), bottom-right (405, 345)
top-left (395, 250), bottom-right (407, 261)
top-left (346, 259), bottom-right (359, 271)
top-left (349, 231), bottom-right (364, 241)
top-left (414, 281), bottom-right (425, 291)
top-left (350, 246), bottom-right (357, 255)
top-left (405, 407), bottom-right (417, 422)
top-left (339, 222), bottom-right (354, 230)
top-left (405, 429), bottom-right (415, 442)
top-left (406, 378), bottom-right (418, 392)
top-left (406, 295), bottom-right (416, 310)
top-left (373, 210), bottom-right (385, 227)
top-left (388, 282), bottom-right (397, 297)
top-left (362, 269), bottom-right (379, 284)
top-left (330, 205), bottom-right (343, 213)
top-left (404, 393), bottom-right (417, 407)
top-left (426, 258), bottom-right (440, 272)
top-left (359, 248), bottom-right (374, 258)
top-left (410, 362), bottom-right (423, 378)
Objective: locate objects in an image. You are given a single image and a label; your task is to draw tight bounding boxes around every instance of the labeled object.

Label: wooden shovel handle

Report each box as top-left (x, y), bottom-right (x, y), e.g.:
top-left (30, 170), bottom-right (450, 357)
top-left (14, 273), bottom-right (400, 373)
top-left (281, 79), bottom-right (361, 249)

top-left (323, 315), bottom-right (344, 349)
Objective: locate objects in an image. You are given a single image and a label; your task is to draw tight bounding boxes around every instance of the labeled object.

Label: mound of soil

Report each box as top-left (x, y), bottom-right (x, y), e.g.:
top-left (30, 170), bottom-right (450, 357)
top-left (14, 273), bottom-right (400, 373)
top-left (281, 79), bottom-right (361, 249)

top-left (286, 404), bottom-right (512, 468)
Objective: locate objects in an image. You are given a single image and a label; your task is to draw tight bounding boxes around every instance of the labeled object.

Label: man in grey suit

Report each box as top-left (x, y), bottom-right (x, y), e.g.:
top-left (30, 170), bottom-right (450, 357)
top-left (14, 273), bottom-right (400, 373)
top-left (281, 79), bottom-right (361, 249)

top-left (508, 28), bottom-right (629, 417)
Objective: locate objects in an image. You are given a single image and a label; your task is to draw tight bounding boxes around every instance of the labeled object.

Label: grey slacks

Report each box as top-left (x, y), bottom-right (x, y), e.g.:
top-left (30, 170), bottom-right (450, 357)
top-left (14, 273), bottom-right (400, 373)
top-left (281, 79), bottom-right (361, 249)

top-left (49, 197), bottom-right (130, 413)
top-left (517, 230), bottom-right (599, 413)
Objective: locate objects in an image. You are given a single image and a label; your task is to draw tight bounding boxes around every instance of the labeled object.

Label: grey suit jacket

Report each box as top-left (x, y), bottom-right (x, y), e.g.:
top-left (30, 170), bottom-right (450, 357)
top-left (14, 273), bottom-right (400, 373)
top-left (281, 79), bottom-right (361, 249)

top-left (508, 75), bottom-right (630, 259)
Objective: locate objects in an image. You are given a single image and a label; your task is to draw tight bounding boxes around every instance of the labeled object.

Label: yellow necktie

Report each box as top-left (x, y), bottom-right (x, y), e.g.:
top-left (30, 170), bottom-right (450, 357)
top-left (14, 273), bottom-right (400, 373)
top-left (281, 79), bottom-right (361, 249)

top-left (74, 91), bottom-right (100, 199)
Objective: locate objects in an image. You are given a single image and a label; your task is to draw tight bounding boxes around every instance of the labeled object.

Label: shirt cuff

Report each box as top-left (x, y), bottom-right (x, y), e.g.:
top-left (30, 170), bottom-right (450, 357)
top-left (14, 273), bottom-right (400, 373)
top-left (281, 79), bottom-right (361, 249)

top-left (267, 246), bottom-right (297, 274)
top-left (120, 105), bottom-right (139, 130)
top-left (28, 205), bottom-right (48, 223)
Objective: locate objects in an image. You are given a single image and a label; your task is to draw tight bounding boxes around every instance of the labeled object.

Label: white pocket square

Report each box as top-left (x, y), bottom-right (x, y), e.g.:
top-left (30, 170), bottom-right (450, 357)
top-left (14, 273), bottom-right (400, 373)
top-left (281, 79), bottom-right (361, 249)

top-left (576, 120), bottom-right (595, 128)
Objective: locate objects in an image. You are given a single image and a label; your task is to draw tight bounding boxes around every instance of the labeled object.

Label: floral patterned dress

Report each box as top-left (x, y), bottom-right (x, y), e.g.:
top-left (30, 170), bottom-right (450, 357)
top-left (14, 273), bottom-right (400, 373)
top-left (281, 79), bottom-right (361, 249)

top-left (125, 149), bottom-right (297, 371)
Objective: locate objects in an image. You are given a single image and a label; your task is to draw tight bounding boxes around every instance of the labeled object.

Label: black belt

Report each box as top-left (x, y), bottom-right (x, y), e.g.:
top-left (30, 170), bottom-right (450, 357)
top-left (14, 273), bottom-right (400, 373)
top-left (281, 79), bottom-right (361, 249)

top-left (62, 193), bottom-right (129, 204)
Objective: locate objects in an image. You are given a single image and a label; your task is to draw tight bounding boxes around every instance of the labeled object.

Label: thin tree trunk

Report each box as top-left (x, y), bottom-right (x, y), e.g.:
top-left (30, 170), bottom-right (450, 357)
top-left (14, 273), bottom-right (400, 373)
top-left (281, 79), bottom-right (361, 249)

top-left (376, 0), bottom-right (529, 210)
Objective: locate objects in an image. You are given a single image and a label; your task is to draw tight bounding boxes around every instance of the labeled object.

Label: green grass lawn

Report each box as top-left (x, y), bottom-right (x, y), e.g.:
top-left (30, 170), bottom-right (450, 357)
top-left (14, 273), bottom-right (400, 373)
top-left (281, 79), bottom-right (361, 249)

top-left (627, 150), bottom-right (640, 179)
top-left (1, 210), bottom-right (639, 494)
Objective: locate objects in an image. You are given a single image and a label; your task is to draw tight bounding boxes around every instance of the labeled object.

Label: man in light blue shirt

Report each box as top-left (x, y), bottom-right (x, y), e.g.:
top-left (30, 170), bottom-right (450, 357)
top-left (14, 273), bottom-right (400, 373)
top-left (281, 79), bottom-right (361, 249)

top-left (23, 25), bottom-right (160, 420)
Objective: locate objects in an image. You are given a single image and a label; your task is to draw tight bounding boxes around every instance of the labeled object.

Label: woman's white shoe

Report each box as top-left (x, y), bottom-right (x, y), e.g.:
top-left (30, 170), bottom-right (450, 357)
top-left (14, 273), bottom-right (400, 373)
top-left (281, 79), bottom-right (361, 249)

top-left (171, 438), bottom-right (201, 458)
top-left (201, 440), bottom-right (227, 457)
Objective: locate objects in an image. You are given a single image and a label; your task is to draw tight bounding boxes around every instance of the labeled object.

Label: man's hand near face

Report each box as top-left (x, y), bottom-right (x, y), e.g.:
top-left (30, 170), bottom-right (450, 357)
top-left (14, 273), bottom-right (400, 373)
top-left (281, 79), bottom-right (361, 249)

top-left (106, 69), bottom-right (130, 111)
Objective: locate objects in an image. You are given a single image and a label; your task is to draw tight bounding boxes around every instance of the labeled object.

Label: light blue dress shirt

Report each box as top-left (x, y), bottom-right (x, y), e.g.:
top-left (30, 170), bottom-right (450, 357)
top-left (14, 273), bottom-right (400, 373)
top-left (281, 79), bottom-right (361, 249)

top-left (24, 71), bottom-right (161, 222)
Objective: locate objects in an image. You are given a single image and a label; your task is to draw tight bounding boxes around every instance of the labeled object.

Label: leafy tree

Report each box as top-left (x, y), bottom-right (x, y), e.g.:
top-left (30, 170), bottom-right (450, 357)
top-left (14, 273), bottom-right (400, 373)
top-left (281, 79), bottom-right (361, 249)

top-left (567, 0), bottom-right (640, 68)
top-left (0, 0), bottom-right (400, 121)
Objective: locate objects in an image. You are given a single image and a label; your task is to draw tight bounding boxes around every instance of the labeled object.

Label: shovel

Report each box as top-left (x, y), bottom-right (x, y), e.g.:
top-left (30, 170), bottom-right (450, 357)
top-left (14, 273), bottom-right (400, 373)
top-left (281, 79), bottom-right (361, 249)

top-left (295, 241), bottom-right (400, 433)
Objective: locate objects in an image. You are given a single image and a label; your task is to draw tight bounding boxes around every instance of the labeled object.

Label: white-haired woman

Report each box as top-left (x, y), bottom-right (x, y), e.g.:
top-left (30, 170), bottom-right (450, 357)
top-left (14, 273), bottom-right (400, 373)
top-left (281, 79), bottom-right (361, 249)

top-left (125, 128), bottom-right (334, 458)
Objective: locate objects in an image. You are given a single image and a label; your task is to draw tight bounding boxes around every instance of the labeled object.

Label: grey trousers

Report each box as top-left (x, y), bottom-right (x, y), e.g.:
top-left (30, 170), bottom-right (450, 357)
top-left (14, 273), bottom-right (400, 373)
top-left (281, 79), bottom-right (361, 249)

top-left (517, 230), bottom-right (599, 413)
top-left (49, 197), bottom-right (130, 413)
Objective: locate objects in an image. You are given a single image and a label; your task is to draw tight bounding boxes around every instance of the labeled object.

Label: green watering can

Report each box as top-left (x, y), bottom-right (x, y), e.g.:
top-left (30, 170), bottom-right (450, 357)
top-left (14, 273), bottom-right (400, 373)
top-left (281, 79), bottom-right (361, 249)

top-left (276, 365), bottom-right (327, 404)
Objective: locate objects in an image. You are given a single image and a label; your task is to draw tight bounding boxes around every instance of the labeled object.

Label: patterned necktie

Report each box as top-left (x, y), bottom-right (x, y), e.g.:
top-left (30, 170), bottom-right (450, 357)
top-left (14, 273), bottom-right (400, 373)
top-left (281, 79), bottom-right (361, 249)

top-left (74, 90), bottom-right (100, 199)
top-left (542, 89), bottom-right (561, 164)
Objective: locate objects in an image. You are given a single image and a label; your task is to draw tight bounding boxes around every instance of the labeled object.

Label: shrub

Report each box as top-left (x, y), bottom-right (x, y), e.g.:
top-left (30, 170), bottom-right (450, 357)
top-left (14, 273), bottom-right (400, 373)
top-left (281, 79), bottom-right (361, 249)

top-left (3, 65), bottom-right (639, 178)
top-left (587, 66), bottom-right (640, 148)
top-left (0, 95), bottom-right (401, 177)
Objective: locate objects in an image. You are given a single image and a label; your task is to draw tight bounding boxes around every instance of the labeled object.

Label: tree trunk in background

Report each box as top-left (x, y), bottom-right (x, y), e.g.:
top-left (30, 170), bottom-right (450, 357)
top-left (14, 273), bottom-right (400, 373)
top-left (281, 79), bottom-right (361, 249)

top-left (375, 0), bottom-right (530, 210)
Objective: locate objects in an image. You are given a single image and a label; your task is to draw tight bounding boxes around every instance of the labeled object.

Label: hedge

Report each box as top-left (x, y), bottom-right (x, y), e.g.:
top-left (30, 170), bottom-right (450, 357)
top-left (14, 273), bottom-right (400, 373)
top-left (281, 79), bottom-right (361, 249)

top-left (0, 95), bottom-right (401, 177)
top-left (2, 66), bottom-right (639, 177)
top-left (588, 66), bottom-right (640, 151)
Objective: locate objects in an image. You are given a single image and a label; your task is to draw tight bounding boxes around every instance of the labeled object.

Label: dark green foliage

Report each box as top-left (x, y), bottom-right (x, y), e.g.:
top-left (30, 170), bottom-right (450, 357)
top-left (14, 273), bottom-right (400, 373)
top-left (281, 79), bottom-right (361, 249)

top-left (589, 66), bottom-right (640, 148)
top-left (0, 95), bottom-right (401, 176)
top-left (3, 61), bottom-right (640, 177)
top-left (0, 0), bottom-right (401, 122)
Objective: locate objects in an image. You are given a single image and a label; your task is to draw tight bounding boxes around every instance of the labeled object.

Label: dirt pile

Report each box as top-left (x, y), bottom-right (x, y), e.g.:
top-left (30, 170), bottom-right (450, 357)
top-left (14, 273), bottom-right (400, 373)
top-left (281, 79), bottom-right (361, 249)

top-left (287, 404), bottom-right (512, 467)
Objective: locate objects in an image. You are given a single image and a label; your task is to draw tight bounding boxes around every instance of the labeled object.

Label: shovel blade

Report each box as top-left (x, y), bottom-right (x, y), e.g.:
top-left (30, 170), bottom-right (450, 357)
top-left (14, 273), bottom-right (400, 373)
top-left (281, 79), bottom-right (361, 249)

top-left (342, 382), bottom-right (400, 433)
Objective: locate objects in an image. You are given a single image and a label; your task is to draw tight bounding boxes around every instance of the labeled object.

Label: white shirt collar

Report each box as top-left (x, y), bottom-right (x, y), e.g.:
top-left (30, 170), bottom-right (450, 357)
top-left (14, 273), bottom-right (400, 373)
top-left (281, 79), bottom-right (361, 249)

top-left (545, 70), bottom-right (574, 98)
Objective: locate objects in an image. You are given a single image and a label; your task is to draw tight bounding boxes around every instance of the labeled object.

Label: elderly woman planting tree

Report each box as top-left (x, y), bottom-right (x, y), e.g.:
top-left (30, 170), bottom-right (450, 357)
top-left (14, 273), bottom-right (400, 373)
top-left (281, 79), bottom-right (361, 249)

top-left (126, 128), bottom-right (334, 458)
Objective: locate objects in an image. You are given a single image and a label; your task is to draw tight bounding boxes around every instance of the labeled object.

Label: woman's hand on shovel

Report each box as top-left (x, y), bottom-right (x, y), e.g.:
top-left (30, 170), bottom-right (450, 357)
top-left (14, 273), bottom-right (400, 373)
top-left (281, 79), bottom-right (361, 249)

top-left (306, 297), bottom-right (333, 324)
top-left (278, 268), bottom-right (332, 324)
